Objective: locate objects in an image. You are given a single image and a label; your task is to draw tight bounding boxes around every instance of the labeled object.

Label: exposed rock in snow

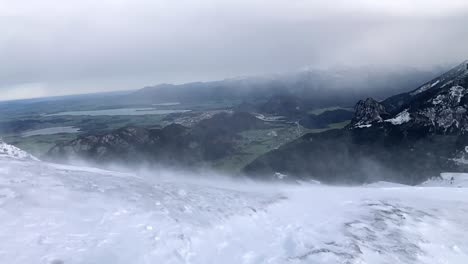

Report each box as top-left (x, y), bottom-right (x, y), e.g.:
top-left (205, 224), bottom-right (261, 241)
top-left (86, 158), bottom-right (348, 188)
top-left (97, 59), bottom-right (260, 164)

top-left (432, 94), bottom-right (445, 105)
top-left (450, 86), bottom-right (466, 104)
top-left (416, 85), bottom-right (468, 133)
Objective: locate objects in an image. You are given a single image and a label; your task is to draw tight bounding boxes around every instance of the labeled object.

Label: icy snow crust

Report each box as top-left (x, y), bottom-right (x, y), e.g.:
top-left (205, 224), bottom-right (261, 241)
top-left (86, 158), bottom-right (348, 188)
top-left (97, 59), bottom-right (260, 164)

top-left (1, 154), bottom-right (468, 263)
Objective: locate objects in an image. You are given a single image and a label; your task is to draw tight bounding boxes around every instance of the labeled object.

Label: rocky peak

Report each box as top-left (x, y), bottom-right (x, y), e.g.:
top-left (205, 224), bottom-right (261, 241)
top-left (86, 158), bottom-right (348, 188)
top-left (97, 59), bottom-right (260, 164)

top-left (349, 98), bottom-right (388, 128)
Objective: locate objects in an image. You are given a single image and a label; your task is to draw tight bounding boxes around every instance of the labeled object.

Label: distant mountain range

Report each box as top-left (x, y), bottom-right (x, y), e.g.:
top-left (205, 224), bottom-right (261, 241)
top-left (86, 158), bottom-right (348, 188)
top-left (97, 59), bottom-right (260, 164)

top-left (127, 65), bottom-right (445, 109)
top-left (0, 65), bottom-right (445, 123)
top-left (244, 60), bottom-right (468, 184)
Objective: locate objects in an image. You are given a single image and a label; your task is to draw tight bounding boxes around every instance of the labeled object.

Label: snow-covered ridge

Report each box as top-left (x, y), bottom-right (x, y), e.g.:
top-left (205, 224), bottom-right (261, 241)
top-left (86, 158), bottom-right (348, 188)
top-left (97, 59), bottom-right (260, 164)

top-left (0, 140), bottom-right (38, 161)
top-left (410, 61), bottom-right (467, 97)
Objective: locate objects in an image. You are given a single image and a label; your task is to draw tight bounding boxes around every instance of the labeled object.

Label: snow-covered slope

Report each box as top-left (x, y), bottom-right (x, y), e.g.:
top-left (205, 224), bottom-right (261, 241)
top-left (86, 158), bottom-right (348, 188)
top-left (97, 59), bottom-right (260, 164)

top-left (0, 139), bottom-right (38, 161)
top-left (420, 173), bottom-right (468, 188)
top-left (0, 143), bottom-right (467, 263)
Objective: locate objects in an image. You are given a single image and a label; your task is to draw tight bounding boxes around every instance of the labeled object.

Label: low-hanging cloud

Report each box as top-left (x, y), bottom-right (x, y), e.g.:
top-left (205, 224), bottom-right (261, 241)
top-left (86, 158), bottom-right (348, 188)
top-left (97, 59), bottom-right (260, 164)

top-left (1, 0), bottom-right (468, 100)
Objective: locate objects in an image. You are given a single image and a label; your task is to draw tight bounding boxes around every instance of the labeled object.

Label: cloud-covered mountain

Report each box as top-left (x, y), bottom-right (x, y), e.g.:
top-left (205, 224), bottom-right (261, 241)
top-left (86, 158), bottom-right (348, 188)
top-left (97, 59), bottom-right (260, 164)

top-left (243, 61), bottom-right (468, 184)
top-left (128, 66), bottom-right (443, 109)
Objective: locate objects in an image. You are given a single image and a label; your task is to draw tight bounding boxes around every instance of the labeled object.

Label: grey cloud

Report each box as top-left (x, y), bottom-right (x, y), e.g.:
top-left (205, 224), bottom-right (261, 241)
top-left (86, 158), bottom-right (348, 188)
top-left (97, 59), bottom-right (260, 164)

top-left (1, 0), bottom-right (468, 100)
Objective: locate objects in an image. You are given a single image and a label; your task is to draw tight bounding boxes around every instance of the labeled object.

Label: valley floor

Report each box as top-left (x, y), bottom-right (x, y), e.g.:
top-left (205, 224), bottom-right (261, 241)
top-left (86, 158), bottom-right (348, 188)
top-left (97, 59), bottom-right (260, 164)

top-left (0, 156), bottom-right (467, 264)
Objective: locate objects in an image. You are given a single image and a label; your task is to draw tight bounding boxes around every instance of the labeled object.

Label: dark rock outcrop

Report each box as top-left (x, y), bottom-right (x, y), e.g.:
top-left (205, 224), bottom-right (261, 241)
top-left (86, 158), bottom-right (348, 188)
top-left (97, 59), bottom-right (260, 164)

top-left (349, 98), bottom-right (389, 128)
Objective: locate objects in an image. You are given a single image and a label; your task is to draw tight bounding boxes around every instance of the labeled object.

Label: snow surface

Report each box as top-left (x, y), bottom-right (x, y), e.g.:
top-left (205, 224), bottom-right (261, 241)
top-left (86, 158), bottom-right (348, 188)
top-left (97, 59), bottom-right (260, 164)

top-left (430, 80), bottom-right (440, 88)
top-left (0, 144), bottom-right (468, 263)
top-left (385, 109), bottom-right (411, 125)
top-left (355, 124), bottom-right (372, 128)
top-left (410, 83), bottom-right (431, 96)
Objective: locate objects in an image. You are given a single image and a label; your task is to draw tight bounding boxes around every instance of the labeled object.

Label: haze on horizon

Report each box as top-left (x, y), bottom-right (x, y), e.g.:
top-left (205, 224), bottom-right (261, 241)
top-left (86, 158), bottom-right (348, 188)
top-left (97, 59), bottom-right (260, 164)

top-left (1, 0), bottom-right (468, 101)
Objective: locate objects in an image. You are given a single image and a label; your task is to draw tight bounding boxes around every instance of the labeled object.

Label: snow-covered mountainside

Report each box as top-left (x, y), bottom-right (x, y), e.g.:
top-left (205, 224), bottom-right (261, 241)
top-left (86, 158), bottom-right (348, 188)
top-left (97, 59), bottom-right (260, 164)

top-left (1, 143), bottom-right (468, 263)
top-left (350, 60), bottom-right (468, 132)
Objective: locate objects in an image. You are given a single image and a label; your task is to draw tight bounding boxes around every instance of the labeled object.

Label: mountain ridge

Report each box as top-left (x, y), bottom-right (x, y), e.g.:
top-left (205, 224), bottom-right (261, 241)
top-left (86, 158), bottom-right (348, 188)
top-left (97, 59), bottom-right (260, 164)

top-left (243, 60), bottom-right (468, 184)
top-left (127, 66), bottom-right (443, 109)
top-left (47, 112), bottom-right (268, 167)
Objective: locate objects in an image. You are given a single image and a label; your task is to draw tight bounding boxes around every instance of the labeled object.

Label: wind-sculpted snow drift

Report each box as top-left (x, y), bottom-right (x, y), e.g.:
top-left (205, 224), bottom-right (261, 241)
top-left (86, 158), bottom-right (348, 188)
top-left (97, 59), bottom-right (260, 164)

top-left (0, 142), bottom-right (467, 264)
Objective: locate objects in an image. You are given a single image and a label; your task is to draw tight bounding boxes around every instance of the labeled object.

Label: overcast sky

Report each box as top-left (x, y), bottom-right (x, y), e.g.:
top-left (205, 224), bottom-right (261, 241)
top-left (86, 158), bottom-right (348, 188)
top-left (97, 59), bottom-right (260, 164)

top-left (1, 0), bottom-right (468, 100)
